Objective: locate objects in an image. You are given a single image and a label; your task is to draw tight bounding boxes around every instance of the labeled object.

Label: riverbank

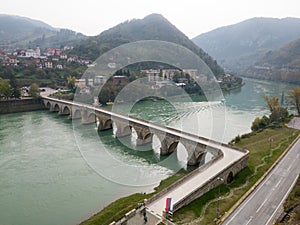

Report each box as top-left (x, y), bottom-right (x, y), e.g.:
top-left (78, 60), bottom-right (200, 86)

top-left (0, 98), bottom-right (45, 114)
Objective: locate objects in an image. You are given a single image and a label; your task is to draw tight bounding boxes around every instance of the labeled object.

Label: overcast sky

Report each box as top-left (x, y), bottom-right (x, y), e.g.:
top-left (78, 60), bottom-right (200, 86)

top-left (1, 0), bottom-right (300, 38)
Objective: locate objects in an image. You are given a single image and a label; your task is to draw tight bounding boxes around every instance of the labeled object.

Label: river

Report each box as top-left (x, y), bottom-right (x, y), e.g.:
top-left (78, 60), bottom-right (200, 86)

top-left (0, 78), bottom-right (296, 225)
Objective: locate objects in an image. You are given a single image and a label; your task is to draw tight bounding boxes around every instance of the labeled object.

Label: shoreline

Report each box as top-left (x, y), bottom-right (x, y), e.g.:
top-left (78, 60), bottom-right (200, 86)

top-left (0, 98), bottom-right (45, 114)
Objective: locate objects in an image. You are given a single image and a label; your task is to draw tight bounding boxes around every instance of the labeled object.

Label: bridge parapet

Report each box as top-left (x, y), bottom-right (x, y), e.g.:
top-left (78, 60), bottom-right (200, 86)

top-left (171, 153), bottom-right (248, 213)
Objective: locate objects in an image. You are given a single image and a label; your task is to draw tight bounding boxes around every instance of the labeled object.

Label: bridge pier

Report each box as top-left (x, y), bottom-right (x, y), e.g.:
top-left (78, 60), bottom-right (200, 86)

top-left (69, 108), bottom-right (82, 119)
top-left (155, 132), bottom-right (180, 155)
top-left (81, 109), bottom-right (96, 125)
top-left (136, 134), bottom-right (153, 145)
top-left (50, 103), bottom-right (60, 112)
top-left (97, 115), bottom-right (112, 131)
top-left (58, 105), bottom-right (71, 116)
top-left (114, 121), bottom-right (131, 138)
top-left (131, 125), bottom-right (153, 146)
top-left (180, 141), bottom-right (207, 166)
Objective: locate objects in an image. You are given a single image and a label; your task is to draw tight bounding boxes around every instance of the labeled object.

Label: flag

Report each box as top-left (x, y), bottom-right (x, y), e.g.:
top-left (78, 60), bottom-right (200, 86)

top-left (165, 197), bottom-right (172, 212)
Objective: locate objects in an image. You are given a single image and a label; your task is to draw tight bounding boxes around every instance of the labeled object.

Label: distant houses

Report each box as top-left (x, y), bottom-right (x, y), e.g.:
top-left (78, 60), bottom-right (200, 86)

top-left (0, 46), bottom-right (92, 69)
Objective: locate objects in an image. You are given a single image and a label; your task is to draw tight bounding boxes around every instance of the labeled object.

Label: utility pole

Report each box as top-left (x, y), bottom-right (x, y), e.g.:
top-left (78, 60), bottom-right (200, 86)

top-left (216, 177), bottom-right (224, 221)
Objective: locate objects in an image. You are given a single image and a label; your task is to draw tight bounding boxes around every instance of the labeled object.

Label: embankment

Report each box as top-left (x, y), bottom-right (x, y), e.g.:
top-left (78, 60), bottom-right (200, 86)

top-left (0, 98), bottom-right (45, 114)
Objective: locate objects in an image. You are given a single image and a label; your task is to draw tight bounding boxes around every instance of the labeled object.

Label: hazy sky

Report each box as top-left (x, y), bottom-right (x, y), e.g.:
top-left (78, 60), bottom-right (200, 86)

top-left (1, 0), bottom-right (300, 38)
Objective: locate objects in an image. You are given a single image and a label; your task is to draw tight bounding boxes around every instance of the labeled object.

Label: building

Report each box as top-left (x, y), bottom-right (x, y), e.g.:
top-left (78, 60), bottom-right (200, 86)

top-left (44, 61), bottom-right (53, 69)
top-left (94, 76), bottom-right (107, 85)
top-left (141, 69), bottom-right (160, 82)
top-left (113, 76), bottom-right (128, 85)
top-left (25, 47), bottom-right (41, 58)
top-left (183, 69), bottom-right (198, 79)
top-left (56, 64), bottom-right (63, 70)
top-left (162, 69), bottom-right (180, 80)
top-left (75, 79), bottom-right (93, 89)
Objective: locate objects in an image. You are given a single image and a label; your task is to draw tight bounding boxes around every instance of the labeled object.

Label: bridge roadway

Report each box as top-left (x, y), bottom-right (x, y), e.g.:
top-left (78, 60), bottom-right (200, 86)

top-left (146, 143), bottom-right (246, 217)
top-left (42, 96), bottom-right (248, 220)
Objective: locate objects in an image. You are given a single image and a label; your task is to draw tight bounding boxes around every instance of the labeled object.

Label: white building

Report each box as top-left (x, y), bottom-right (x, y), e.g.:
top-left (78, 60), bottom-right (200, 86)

top-left (94, 76), bottom-right (106, 85)
top-left (183, 69), bottom-right (198, 79)
top-left (141, 69), bottom-right (160, 82)
top-left (75, 79), bottom-right (93, 89)
top-left (44, 61), bottom-right (53, 69)
top-left (162, 69), bottom-right (180, 80)
top-left (25, 47), bottom-right (41, 58)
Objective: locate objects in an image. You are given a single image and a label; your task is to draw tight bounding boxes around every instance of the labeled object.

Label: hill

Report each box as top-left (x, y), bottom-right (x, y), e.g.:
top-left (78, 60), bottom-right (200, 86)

top-left (245, 38), bottom-right (300, 83)
top-left (0, 14), bottom-right (86, 48)
top-left (192, 17), bottom-right (300, 72)
top-left (71, 14), bottom-right (225, 77)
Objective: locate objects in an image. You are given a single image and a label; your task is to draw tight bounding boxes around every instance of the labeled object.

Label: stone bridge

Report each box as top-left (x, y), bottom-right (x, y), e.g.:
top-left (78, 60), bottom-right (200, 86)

top-left (42, 97), bottom-right (218, 166)
top-left (42, 96), bottom-right (249, 221)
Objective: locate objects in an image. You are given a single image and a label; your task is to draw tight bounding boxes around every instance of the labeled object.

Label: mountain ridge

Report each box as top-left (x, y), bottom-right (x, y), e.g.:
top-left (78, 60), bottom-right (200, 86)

top-left (71, 13), bottom-right (225, 77)
top-left (244, 37), bottom-right (300, 83)
top-left (192, 17), bottom-right (300, 72)
top-left (0, 14), bottom-right (86, 48)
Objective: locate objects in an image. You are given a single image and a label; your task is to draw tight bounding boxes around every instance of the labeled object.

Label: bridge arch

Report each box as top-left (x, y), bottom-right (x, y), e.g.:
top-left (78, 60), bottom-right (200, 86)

top-left (87, 112), bottom-right (96, 123)
top-left (62, 105), bottom-right (71, 115)
top-left (144, 132), bottom-right (152, 140)
top-left (46, 101), bottom-right (51, 109)
top-left (104, 119), bottom-right (112, 129)
top-left (73, 109), bottom-right (81, 119)
top-left (113, 121), bottom-right (131, 138)
top-left (168, 141), bottom-right (179, 153)
top-left (53, 103), bottom-right (60, 112)
top-left (226, 171), bottom-right (234, 184)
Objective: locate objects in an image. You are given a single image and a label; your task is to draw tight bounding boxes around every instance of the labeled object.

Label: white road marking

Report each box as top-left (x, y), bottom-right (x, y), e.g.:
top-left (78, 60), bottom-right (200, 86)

top-left (223, 175), bottom-right (271, 225)
top-left (245, 216), bottom-right (253, 225)
top-left (265, 175), bottom-right (299, 225)
top-left (275, 178), bottom-right (282, 188)
top-left (256, 197), bottom-right (269, 213)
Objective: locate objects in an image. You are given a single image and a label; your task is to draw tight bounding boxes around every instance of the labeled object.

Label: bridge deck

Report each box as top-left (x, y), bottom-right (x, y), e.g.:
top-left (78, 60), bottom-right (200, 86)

top-left (147, 143), bottom-right (245, 216)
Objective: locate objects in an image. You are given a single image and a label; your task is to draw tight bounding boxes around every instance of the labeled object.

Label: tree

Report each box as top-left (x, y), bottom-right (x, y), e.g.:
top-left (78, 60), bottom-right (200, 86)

top-left (264, 95), bottom-right (288, 122)
top-left (67, 76), bottom-right (76, 92)
top-left (290, 87), bottom-right (300, 115)
top-left (28, 83), bottom-right (40, 98)
top-left (264, 96), bottom-right (280, 113)
top-left (8, 72), bottom-right (21, 98)
top-left (0, 78), bottom-right (11, 99)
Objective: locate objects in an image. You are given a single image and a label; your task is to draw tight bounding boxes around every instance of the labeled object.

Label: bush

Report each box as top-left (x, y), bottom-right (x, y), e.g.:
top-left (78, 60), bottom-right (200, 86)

top-left (251, 116), bottom-right (270, 131)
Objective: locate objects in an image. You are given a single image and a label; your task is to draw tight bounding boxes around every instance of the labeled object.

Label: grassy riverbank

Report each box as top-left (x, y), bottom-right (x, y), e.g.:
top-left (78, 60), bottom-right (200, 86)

top-left (79, 170), bottom-right (190, 225)
top-left (172, 126), bottom-right (299, 224)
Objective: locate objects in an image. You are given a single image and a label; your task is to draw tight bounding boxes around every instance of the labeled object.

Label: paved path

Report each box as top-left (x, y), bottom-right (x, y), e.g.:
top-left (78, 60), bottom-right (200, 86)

top-left (147, 143), bottom-right (246, 217)
top-left (126, 210), bottom-right (161, 225)
top-left (221, 137), bottom-right (300, 225)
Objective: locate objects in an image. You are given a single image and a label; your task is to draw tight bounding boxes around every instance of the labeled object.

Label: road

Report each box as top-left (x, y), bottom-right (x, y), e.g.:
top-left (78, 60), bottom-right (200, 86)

top-left (221, 136), bottom-right (300, 225)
